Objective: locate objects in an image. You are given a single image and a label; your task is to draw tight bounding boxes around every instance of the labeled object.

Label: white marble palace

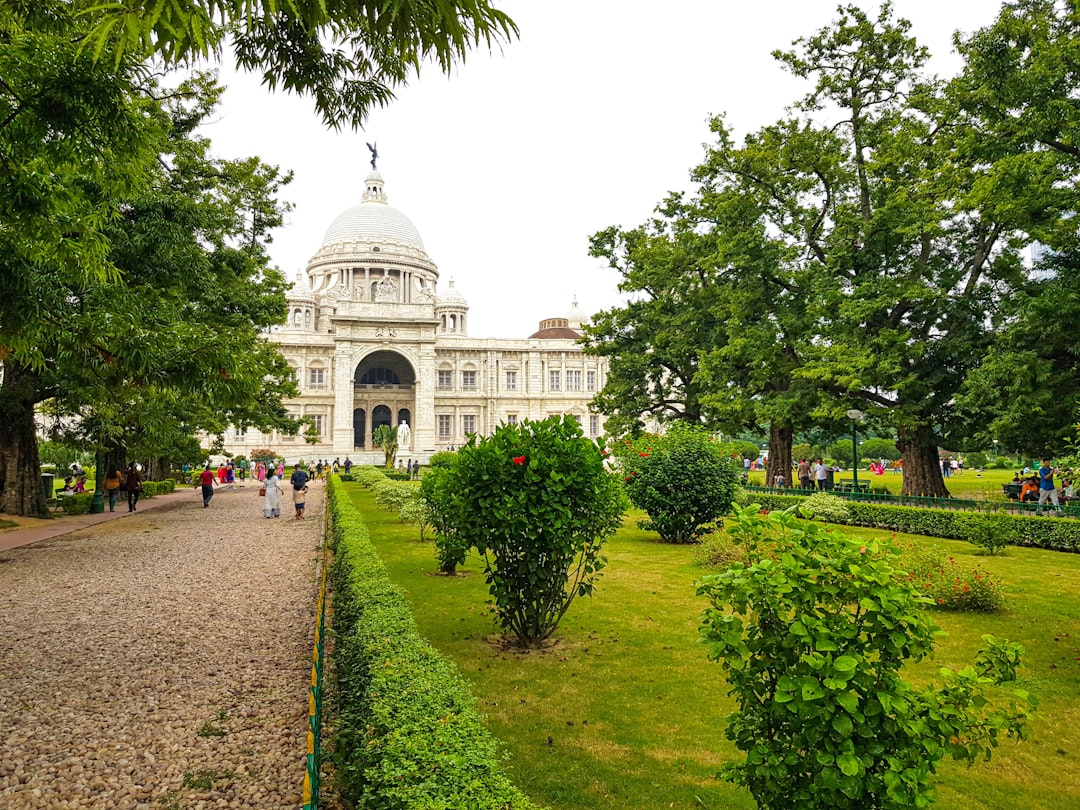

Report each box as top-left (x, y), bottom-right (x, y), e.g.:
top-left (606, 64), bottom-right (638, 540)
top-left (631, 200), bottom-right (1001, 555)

top-left (215, 169), bottom-right (608, 464)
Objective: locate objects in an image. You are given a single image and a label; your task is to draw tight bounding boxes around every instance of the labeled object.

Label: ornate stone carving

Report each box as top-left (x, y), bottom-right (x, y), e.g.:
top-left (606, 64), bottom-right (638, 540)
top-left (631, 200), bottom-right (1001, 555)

top-left (374, 276), bottom-right (398, 303)
top-left (375, 326), bottom-right (397, 339)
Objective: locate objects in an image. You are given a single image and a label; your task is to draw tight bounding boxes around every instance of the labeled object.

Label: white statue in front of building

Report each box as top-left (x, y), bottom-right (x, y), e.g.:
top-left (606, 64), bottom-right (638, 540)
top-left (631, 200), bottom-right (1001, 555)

top-left (397, 419), bottom-right (411, 449)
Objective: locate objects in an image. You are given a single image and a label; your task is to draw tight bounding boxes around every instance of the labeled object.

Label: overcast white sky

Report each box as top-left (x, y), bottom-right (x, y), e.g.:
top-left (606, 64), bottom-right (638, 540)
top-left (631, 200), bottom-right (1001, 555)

top-left (200, 0), bottom-right (1002, 337)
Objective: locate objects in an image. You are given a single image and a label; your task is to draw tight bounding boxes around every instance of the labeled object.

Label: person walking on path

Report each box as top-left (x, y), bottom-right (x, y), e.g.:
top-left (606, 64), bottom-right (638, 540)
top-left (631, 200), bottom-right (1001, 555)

top-left (292, 484), bottom-right (308, 520)
top-left (263, 468), bottom-right (283, 518)
top-left (797, 459), bottom-right (812, 490)
top-left (1038, 458), bottom-right (1062, 515)
top-left (124, 462), bottom-right (142, 512)
top-left (103, 467), bottom-right (123, 512)
top-left (814, 458), bottom-right (829, 491)
top-left (343, 456), bottom-right (352, 475)
top-left (290, 464), bottom-right (309, 492)
top-left (196, 464), bottom-right (216, 507)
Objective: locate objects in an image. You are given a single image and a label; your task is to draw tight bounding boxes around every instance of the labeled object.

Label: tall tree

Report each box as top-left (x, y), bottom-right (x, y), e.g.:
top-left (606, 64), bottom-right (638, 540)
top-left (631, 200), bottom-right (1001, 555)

top-left (46, 74), bottom-right (303, 468)
top-left (756, 3), bottom-right (1030, 496)
top-left (0, 1), bottom-right (165, 514)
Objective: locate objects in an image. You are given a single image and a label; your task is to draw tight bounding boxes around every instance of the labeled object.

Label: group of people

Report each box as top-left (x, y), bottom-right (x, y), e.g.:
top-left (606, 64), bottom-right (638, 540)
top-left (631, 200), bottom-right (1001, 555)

top-left (258, 464), bottom-right (311, 520)
top-left (194, 460), bottom-right (311, 519)
top-left (941, 457), bottom-right (965, 477)
top-left (1013, 459), bottom-right (1071, 515)
top-left (98, 462), bottom-right (143, 513)
top-left (396, 459), bottom-right (421, 478)
top-left (794, 459), bottom-right (834, 490)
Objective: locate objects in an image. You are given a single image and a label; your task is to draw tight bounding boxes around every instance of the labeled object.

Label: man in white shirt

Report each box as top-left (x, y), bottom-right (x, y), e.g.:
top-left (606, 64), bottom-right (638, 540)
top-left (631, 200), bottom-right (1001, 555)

top-left (814, 458), bottom-right (829, 491)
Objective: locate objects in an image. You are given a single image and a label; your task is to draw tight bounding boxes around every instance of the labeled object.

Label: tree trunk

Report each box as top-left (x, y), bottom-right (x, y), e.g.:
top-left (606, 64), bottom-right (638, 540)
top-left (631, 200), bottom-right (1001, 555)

top-left (0, 362), bottom-right (48, 517)
top-left (896, 424), bottom-right (950, 497)
top-left (147, 456), bottom-right (170, 481)
top-left (766, 422), bottom-right (794, 489)
top-left (104, 448), bottom-right (128, 481)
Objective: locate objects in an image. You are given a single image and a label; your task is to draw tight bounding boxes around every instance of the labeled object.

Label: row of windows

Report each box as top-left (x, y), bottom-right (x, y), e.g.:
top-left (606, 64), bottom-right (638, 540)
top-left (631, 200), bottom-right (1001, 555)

top-left (436, 413), bottom-right (600, 438)
top-left (237, 413), bottom-right (601, 442)
top-left (436, 369), bottom-right (597, 392)
top-left (232, 412), bottom-right (326, 441)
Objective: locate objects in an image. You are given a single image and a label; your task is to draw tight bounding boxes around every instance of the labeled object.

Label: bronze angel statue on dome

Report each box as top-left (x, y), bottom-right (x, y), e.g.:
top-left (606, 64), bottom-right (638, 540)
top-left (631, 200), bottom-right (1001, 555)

top-left (366, 141), bottom-right (378, 170)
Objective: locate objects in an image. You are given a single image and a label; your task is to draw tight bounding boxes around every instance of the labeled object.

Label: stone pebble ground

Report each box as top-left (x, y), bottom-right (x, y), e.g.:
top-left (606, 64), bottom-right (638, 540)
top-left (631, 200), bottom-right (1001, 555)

top-left (0, 482), bottom-right (327, 809)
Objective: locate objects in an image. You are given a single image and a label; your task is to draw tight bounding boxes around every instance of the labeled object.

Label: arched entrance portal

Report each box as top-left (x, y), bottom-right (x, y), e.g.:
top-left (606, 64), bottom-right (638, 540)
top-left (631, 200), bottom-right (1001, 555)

top-left (353, 350), bottom-right (416, 450)
top-left (353, 408), bottom-right (366, 449)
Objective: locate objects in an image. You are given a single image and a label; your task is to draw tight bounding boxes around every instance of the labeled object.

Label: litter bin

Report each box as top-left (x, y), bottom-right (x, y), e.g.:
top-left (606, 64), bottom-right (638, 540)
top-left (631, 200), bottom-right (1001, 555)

top-left (825, 469), bottom-right (835, 491)
top-left (41, 472), bottom-right (55, 501)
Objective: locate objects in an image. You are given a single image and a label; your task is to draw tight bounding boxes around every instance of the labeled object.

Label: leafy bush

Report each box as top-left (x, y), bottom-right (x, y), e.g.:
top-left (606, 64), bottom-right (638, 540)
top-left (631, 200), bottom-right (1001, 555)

top-left (326, 480), bottom-right (538, 809)
top-left (373, 480), bottom-right (418, 513)
top-left (60, 494), bottom-right (93, 514)
top-left (446, 416), bottom-right (626, 647)
top-left (613, 425), bottom-right (741, 543)
top-left (958, 510), bottom-right (1015, 555)
top-left (420, 464), bottom-right (470, 575)
top-left (693, 531), bottom-right (750, 569)
top-left (796, 492), bottom-right (851, 523)
top-left (892, 541), bottom-right (1005, 612)
top-left (397, 493), bottom-right (432, 540)
top-left (698, 506), bottom-right (1034, 810)
top-left (966, 451), bottom-right (990, 469)
top-left (428, 451), bottom-right (457, 469)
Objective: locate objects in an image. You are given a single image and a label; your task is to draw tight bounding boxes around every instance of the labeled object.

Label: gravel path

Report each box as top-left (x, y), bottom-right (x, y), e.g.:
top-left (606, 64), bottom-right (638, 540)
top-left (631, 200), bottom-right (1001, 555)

top-left (0, 482), bottom-right (326, 809)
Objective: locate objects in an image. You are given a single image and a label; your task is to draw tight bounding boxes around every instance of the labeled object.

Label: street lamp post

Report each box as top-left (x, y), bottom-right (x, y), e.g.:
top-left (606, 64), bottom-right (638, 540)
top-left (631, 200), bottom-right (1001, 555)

top-left (847, 409), bottom-right (863, 492)
top-left (993, 439), bottom-right (998, 463)
top-left (89, 450), bottom-right (105, 514)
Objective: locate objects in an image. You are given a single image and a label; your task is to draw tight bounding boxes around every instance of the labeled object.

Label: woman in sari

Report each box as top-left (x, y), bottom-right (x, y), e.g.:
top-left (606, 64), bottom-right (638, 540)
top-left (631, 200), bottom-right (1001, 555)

top-left (263, 469), bottom-right (284, 518)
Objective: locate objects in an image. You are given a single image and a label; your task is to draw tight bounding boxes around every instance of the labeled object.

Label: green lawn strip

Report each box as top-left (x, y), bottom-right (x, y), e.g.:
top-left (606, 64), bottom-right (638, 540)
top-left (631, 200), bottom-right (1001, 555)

top-left (351, 486), bottom-right (1080, 810)
top-left (749, 468), bottom-right (1021, 500)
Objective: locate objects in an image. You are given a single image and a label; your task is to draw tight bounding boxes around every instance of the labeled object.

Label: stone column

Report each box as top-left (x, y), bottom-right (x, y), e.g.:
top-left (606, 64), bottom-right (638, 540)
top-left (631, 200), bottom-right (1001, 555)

top-left (332, 346), bottom-right (353, 454)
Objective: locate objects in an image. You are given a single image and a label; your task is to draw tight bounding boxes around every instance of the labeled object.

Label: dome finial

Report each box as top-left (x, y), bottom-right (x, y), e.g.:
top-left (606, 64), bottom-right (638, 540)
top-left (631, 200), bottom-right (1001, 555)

top-left (362, 169), bottom-right (387, 204)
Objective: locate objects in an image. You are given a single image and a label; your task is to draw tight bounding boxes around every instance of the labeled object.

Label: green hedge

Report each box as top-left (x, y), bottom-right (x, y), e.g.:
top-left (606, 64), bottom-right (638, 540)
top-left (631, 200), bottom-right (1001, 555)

top-left (140, 479), bottom-right (176, 498)
top-left (59, 494), bottom-right (94, 514)
top-left (744, 492), bottom-right (1080, 553)
top-left (326, 479), bottom-right (538, 810)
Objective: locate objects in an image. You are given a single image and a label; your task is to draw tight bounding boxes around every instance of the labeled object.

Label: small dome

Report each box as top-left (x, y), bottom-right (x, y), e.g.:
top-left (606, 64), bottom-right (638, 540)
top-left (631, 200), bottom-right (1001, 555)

top-left (287, 270), bottom-right (314, 301)
top-left (321, 171), bottom-right (426, 252)
top-left (437, 279), bottom-right (468, 307)
top-left (529, 317), bottom-right (581, 339)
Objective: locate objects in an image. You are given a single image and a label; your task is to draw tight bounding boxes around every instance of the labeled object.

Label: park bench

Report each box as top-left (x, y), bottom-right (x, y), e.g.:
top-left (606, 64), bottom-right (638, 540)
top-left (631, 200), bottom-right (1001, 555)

top-left (836, 480), bottom-right (870, 494)
top-left (1002, 482), bottom-right (1023, 500)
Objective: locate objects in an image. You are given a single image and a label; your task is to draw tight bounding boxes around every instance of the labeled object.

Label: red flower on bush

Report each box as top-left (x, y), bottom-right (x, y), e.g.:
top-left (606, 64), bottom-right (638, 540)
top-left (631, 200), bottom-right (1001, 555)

top-left (639, 452), bottom-right (649, 457)
top-left (512, 455), bottom-right (526, 465)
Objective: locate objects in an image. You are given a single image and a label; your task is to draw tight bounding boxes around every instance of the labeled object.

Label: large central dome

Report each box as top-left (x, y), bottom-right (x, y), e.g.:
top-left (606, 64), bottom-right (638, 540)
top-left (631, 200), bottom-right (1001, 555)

top-left (321, 171), bottom-right (426, 252)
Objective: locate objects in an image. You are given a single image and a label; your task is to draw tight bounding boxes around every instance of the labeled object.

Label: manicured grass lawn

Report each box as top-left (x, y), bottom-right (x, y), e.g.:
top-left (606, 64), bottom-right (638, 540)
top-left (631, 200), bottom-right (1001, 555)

top-left (347, 486), bottom-right (1080, 810)
top-left (748, 467), bottom-right (1023, 500)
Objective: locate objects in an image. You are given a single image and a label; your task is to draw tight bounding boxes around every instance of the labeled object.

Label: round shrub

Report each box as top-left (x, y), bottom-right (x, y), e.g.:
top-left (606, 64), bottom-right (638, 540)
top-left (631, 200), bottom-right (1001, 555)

top-left (796, 492), bottom-right (851, 523)
top-left (446, 416), bottom-right (626, 647)
top-left (613, 425), bottom-right (740, 543)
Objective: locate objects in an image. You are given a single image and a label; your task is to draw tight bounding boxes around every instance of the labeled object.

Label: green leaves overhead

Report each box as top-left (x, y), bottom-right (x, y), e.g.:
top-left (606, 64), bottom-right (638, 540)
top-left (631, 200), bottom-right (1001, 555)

top-left (80, 0), bottom-right (519, 128)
